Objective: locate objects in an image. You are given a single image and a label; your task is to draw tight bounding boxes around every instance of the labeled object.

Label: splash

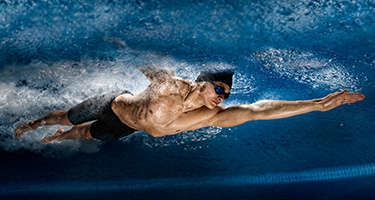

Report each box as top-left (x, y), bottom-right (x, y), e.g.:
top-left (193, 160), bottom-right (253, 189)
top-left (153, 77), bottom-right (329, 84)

top-left (121, 126), bottom-right (225, 150)
top-left (0, 53), bottom-right (240, 156)
top-left (254, 48), bottom-right (360, 91)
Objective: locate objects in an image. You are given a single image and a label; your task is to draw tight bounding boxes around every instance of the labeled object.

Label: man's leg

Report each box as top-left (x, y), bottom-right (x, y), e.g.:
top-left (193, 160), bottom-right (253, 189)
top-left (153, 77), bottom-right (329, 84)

top-left (41, 123), bottom-right (92, 143)
top-left (15, 110), bottom-right (73, 138)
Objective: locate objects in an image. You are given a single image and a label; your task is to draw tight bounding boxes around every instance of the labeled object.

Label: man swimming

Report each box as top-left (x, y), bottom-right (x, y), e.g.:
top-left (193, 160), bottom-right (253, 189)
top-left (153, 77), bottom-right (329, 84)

top-left (15, 67), bottom-right (365, 143)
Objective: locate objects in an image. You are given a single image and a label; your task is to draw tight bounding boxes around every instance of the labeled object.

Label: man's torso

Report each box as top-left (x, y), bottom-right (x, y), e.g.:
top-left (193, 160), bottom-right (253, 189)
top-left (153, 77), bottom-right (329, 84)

top-left (111, 76), bottom-right (222, 137)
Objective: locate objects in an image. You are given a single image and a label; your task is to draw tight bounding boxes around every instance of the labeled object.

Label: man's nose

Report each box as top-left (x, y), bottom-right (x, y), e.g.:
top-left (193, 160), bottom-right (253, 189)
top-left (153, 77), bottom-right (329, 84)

top-left (217, 95), bottom-right (224, 102)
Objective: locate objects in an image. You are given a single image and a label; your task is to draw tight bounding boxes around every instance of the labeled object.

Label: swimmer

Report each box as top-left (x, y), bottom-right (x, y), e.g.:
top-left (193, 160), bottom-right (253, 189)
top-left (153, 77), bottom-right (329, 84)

top-left (15, 67), bottom-right (365, 143)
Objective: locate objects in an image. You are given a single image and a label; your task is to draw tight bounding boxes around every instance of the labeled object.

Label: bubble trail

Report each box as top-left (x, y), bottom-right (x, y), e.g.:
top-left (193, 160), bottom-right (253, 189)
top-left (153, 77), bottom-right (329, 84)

top-left (1, 163), bottom-right (375, 196)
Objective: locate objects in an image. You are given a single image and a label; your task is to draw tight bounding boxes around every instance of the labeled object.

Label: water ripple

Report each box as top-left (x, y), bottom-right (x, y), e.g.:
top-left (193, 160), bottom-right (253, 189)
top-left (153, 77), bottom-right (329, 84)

top-left (2, 163), bottom-right (375, 195)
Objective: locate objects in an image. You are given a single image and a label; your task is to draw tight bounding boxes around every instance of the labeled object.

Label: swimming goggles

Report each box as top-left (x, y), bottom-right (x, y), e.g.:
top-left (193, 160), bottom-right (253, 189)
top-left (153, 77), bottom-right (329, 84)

top-left (211, 82), bottom-right (230, 99)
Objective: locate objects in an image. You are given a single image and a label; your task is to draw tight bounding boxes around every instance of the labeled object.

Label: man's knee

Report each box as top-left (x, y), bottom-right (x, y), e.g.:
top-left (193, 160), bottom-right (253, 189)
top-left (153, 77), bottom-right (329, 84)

top-left (80, 124), bottom-right (93, 140)
top-left (52, 110), bottom-right (73, 126)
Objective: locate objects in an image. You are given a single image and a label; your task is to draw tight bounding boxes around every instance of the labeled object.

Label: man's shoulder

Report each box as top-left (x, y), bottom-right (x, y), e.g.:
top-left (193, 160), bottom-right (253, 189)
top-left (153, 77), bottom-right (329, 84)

top-left (139, 67), bottom-right (175, 82)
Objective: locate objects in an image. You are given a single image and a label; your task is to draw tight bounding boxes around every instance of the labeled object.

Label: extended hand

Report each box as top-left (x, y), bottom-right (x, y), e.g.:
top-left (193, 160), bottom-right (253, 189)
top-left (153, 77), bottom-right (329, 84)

top-left (316, 90), bottom-right (365, 112)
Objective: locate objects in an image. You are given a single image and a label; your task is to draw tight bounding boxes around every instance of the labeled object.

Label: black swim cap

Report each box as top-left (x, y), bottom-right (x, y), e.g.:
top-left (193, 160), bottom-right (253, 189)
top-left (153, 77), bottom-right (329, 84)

top-left (195, 71), bottom-right (234, 89)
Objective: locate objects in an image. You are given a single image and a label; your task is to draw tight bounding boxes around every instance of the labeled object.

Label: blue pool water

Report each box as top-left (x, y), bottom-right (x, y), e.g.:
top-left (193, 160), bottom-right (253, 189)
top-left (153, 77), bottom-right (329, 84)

top-left (1, 0), bottom-right (374, 199)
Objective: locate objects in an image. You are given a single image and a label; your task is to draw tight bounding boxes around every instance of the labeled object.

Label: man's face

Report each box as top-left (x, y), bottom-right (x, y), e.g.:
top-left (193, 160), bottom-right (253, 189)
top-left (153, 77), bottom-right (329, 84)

top-left (202, 81), bottom-right (231, 109)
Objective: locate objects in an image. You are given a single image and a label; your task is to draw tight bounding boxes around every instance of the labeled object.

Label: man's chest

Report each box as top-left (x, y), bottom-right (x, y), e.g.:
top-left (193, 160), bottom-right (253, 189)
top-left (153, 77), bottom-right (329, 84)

top-left (144, 103), bottom-right (219, 135)
top-left (146, 98), bottom-right (184, 125)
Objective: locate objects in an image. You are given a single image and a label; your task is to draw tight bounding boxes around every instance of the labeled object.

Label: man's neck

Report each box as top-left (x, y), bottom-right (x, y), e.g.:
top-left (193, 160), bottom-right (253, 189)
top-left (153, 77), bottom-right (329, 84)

top-left (182, 83), bottom-right (205, 113)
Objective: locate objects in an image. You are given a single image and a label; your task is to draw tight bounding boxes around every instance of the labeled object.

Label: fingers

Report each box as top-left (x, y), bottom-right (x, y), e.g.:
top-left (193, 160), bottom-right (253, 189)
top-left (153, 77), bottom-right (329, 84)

top-left (337, 90), bottom-right (365, 105)
top-left (319, 90), bottom-right (364, 111)
top-left (344, 93), bottom-right (365, 104)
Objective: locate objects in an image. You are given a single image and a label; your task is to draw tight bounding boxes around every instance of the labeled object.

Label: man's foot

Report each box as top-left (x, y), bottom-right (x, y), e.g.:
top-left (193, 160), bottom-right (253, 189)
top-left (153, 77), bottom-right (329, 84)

top-left (41, 129), bottom-right (64, 144)
top-left (15, 121), bottom-right (35, 138)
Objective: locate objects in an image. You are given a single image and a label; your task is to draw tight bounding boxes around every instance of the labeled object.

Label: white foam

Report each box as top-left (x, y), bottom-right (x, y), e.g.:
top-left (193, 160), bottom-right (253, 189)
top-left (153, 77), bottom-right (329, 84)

top-left (0, 56), bottom-right (146, 156)
top-left (254, 48), bottom-right (359, 91)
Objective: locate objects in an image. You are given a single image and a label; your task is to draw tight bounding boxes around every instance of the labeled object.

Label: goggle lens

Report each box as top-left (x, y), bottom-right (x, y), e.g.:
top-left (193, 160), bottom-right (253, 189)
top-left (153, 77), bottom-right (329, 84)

top-left (214, 85), bottom-right (225, 95)
top-left (211, 82), bottom-right (230, 99)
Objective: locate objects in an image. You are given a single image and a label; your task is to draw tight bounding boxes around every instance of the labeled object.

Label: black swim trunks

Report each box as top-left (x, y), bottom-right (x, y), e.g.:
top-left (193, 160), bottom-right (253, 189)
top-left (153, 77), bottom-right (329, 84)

top-left (67, 90), bottom-right (137, 141)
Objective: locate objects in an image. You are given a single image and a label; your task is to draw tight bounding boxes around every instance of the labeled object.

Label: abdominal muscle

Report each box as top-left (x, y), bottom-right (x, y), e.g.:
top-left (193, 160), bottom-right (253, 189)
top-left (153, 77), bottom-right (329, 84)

top-left (111, 85), bottom-right (194, 137)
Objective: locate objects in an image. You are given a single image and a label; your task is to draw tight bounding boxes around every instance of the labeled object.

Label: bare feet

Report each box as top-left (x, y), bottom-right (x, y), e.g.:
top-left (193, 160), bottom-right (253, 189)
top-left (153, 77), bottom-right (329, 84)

top-left (14, 110), bottom-right (72, 139)
top-left (15, 121), bottom-right (36, 138)
top-left (41, 128), bottom-right (65, 144)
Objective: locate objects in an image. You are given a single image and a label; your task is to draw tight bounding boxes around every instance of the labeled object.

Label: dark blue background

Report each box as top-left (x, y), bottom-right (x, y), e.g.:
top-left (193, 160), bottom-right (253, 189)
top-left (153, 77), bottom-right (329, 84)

top-left (1, 0), bottom-right (374, 199)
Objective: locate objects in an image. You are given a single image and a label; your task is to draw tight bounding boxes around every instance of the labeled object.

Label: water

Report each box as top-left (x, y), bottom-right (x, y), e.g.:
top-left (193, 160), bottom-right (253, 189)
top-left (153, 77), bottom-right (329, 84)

top-left (1, 0), bottom-right (375, 199)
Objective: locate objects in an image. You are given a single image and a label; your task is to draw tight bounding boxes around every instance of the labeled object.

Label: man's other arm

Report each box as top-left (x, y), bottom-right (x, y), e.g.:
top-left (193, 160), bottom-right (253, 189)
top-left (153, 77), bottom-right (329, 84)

top-left (206, 90), bottom-right (365, 128)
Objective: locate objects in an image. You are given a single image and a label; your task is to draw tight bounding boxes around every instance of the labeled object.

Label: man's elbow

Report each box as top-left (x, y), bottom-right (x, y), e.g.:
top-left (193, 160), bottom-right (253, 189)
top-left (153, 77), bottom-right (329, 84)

top-left (238, 105), bottom-right (258, 121)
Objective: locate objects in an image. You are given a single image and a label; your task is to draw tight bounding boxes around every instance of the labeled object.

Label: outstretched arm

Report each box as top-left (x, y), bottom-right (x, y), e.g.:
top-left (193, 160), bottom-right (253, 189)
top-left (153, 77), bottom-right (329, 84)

top-left (208, 90), bottom-right (365, 128)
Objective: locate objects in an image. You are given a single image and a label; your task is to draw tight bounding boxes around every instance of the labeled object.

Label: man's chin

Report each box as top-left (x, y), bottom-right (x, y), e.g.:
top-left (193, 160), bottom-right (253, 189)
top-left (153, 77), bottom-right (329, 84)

top-left (206, 103), bottom-right (217, 109)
